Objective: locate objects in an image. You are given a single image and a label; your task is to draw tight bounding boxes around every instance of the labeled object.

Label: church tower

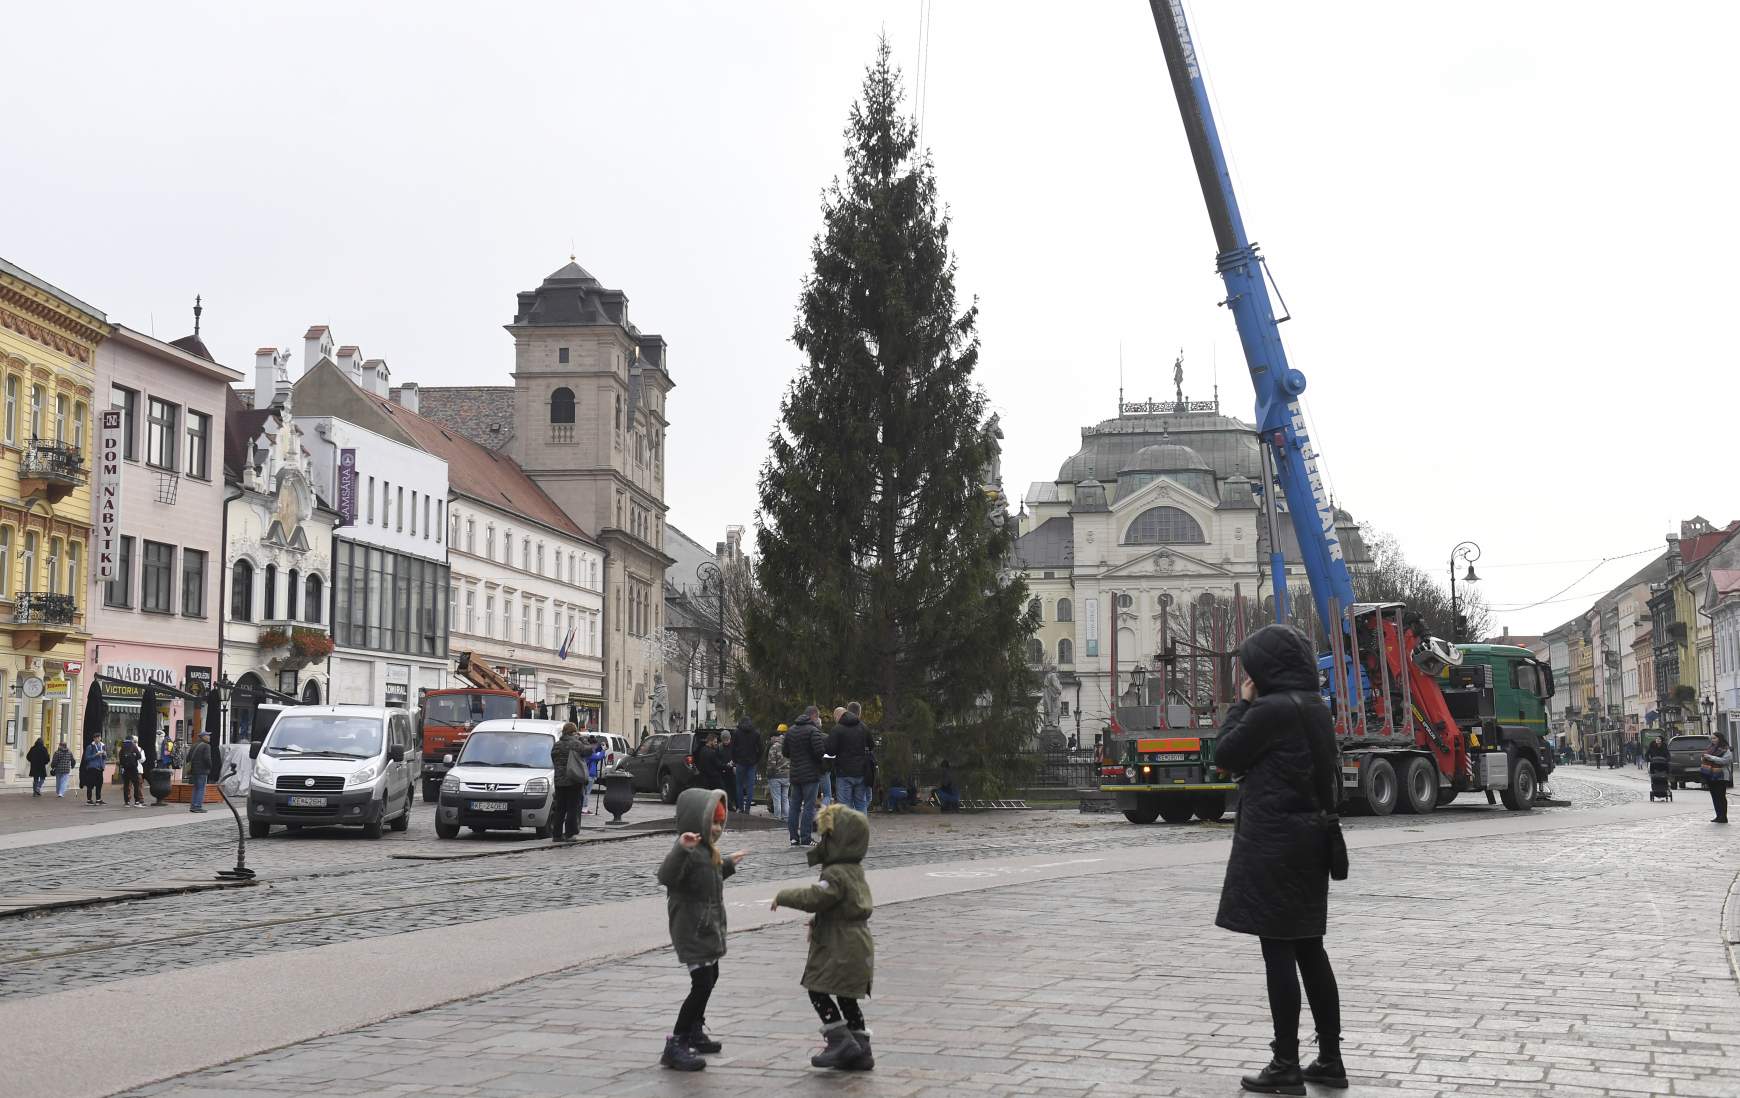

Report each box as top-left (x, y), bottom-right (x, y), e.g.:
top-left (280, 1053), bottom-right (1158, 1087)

top-left (507, 260), bottom-right (675, 737)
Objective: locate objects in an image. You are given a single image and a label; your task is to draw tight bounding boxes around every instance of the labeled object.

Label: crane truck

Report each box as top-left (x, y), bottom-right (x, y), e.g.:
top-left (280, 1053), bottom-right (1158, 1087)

top-left (1125, 0), bottom-right (1556, 816)
top-left (416, 651), bottom-right (529, 802)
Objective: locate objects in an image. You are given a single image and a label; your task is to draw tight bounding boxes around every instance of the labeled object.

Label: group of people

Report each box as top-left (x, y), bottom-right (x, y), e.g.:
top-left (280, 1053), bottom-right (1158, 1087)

top-left (548, 721), bottom-right (609, 841)
top-left (657, 785), bottom-right (877, 1075)
top-left (22, 733), bottom-right (215, 811)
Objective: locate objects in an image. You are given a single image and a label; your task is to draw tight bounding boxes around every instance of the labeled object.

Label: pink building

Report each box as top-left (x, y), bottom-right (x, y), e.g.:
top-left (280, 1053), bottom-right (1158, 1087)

top-left (86, 320), bottom-right (241, 749)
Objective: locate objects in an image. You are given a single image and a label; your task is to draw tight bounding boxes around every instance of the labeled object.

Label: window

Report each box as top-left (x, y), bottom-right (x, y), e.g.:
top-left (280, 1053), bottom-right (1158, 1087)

top-left (145, 397), bottom-right (178, 469)
top-left (380, 481), bottom-right (389, 526)
top-left (66, 542), bottom-right (79, 605)
top-left (1027, 638), bottom-right (1044, 665)
top-left (286, 568), bottom-right (300, 621)
top-left (537, 543), bottom-right (545, 573)
top-left (1117, 593), bottom-right (1134, 609)
top-left (231, 560), bottom-right (253, 620)
top-left (73, 401), bottom-right (85, 454)
top-left (141, 541), bottom-right (173, 613)
top-left (1029, 597), bottom-right (1043, 621)
top-left (1059, 638), bottom-right (1074, 665)
top-left (46, 538), bottom-right (60, 593)
top-left (367, 477), bottom-right (376, 524)
top-left (504, 530), bottom-right (512, 563)
top-left (424, 496), bottom-right (431, 539)
top-left (522, 540), bottom-right (530, 571)
top-left (521, 604), bottom-right (531, 643)
top-left (466, 518), bottom-right (475, 553)
top-left (557, 347), bottom-right (570, 364)
top-left (263, 563), bottom-right (277, 619)
top-left (410, 491), bottom-right (418, 537)
top-left (111, 385), bottom-right (138, 460)
top-left (54, 395), bottom-right (67, 442)
top-left (550, 386), bottom-right (575, 423)
top-left (105, 536), bottom-right (132, 607)
top-left (484, 595), bottom-right (495, 638)
top-left (21, 532), bottom-right (36, 593)
top-left (185, 411), bottom-right (210, 478)
top-left (435, 500), bottom-right (443, 543)
top-left (182, 549), bottom-right (206, 616)
top-left (450, 511), bottom-right (460, 544)
top-left (536, 606), bottom-right (545, 648)
top-left (465, 589), bottom-right (476, 633)
top-left (0, 526), bottom-right (9, 597)
top-left (1124, 506), bottom-right (1206, 545)
top-left (1057, 597), bottom-right (1073, 622)
top-left (3, 376), bottom-right (15, 444)
top-left (29, 384), bottom-right (44, 441)
top-left (615, 394), bottom-right (623, 432)
top-left (485, 526), bottom-right (494, 558)
top-left (396, 486), bottom-right (404, 532)
top-left (305, 574), bottom-right (322, 623)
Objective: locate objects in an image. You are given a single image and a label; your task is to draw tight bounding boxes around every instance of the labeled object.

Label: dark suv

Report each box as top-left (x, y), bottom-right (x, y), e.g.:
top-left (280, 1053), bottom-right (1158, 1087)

top-left (1668, 735), bottom-right (1714, 788)
top-left (618, 732), bottom-right (702, 804)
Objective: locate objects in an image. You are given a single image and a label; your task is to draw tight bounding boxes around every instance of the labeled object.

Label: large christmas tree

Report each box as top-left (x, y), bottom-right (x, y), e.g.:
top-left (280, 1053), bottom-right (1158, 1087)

top-left (745, 39), bottom-right (1035, 788)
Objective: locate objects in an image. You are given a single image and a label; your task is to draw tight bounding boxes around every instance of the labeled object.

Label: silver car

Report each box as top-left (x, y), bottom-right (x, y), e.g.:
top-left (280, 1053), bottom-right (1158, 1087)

top-left (434, 719), bottom-right (561, 839)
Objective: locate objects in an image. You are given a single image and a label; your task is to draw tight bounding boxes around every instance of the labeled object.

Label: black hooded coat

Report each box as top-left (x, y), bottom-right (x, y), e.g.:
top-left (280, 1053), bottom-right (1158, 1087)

top-left (1213, 624), bottom-right (1340, 941)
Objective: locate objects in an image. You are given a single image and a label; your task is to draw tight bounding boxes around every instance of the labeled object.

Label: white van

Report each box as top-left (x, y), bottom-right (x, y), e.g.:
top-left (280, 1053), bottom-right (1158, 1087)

top-left (246, 706), bottom-right (420, 839)
top-left (435, 718), bottom-right (562, 839)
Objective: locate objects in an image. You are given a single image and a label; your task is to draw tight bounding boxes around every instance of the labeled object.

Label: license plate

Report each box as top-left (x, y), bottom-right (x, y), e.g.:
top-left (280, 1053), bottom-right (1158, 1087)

top-left (287, 795), bottom-right (327, 807)
top-left (1150, 753), bottom-right (1190, 762)
top-left (470, 800), bottom-right (509, 812)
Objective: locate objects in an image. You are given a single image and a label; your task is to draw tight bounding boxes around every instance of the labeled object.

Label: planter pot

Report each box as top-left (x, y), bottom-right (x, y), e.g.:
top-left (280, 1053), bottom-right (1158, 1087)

top-left (601, 770), bottom-right (635, 826)
top-left (147, 768), bottom-right (173, 803)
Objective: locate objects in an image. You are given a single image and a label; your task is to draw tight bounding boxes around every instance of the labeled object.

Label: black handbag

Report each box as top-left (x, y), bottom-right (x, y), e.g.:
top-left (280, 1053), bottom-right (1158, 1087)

top-left (1287, 693), bottom-right (1349, 882)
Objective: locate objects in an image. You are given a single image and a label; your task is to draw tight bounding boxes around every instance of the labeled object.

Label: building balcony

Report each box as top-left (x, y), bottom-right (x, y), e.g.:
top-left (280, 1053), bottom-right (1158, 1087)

top-left (12, 591), bottom-right (78, 650)
top-left (19, 439), bottom-right (87, 502)
top-left (256, 619), bottom-right (334, 672)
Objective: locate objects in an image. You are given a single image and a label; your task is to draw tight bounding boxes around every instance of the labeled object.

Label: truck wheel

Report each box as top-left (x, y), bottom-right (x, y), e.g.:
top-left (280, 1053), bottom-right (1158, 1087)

top-left (1193, 794), bottom-right (1227, 822)
top-left (422, 779), bottom-right (441, 804)
top-left (659, 771), bottom-right (678, 804)
top-left (1500, 758), bottom-right (1537, 811)
top-left (1123, 796), bottom-right (1161, 825)
top-left (1158, 799), bottom-right (1195, 824)
top-left (435, 820), bottom-right (459, 840)
top-left (1361, 758), bottom-right (1398, 817)
top-left (1435, 788), bottom-right (1459, 808)
top-left (1399, 757), bottom-right (1437, 815)
top-left (248, 819), bottom-right (270, 840)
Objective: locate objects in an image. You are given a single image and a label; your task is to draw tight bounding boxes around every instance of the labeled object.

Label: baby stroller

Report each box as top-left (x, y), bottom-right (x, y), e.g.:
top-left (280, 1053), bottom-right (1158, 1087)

top-left (1648, 757), bottom-right (1672, 802)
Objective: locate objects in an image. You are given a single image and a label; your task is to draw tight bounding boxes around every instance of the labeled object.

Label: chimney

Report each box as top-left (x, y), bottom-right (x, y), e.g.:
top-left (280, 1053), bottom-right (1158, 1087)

top-left (363, 358), bottom-right (390, 398)
top-left (394, 381), bottom-right (420, 414)
top-left (254, 347), bottom-right (291, 410)
top-left (336, 345), bottom-right (364, 382)
top-left (303, 325), bottom-right (333, 373)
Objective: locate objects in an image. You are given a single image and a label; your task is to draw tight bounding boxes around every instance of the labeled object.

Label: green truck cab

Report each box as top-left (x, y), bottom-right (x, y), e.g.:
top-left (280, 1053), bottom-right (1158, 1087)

top-left (1438, 643), bottom-right (1556, 780)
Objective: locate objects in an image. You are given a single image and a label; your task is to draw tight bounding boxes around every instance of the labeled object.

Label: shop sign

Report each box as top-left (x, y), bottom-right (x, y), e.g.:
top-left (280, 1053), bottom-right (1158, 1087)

top-left (101, 661), bottom-right (177, 700)
top-left (337, 448), bottom-right (358, 526)
top-left (64, 660), bottom-right (82, 676)
top-left (185, 666), bottom-right (213, 695)
top-left (96, 409), bottom-right (125, 580)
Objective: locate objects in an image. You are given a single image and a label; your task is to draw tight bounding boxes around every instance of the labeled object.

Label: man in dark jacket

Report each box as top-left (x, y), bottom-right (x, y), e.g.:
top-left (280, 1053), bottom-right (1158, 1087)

top-left (826, 703), bottom-right (873, 814)
top-left (548, 722), bottom-right (588, 842)
top-left (728, 717), bottom-right (762, 816)
top-left (118, 736), bottom-right (145, 807)
top-left (185, 733), bottom-right (212, 813)
top-left (695, 731), bottom-right (732, 800)
top-left (26, 737), bottom-right (50, 796)
top-left (1214, 624), bottom-right (1345, 1093)
top-left (784, 707), bottom-right (828, 846)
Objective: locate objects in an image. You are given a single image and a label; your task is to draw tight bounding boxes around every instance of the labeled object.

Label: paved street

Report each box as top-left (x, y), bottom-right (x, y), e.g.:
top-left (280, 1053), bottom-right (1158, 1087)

top-left (1, 766), bottom-right (1735, 1097)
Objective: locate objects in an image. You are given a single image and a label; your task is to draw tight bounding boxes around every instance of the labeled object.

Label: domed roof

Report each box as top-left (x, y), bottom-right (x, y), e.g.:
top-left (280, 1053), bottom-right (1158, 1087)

top-left (1119, 442), bottom-right (1212, 474)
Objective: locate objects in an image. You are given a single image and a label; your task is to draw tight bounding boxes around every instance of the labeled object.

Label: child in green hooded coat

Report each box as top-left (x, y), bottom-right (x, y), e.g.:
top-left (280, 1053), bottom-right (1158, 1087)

top-left (657, 787), bottom-right (747, 1072)
top-left (771, 802), bottom-right (875, 1071)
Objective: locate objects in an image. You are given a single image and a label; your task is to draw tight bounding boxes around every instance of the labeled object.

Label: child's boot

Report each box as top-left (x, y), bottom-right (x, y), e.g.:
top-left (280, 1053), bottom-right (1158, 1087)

top-left (844, 1029), bottom-right (874, 1071)
top-left (660, 1035), bottom-right (705, 1071)
top-left (810, 1022), bottom-right (862, 1069)
top-left (685, 1021), bottom-right (722, 1054)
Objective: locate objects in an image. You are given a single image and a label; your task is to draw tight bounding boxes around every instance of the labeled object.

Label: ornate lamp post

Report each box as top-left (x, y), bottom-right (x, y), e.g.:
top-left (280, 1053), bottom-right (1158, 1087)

top-left (1448, 541), bottom-right (1482, 643)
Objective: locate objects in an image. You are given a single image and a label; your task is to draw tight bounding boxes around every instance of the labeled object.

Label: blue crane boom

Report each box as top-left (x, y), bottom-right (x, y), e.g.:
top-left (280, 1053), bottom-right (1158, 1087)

top-left (1144, 0), bottom-right (1358, 635)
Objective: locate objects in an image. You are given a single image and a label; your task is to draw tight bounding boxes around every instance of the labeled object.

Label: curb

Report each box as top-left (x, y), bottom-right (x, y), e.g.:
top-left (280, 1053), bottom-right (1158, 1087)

top-left (1722, 866), bottom-right (1740, 993)
top-left (0, 876), bottom-right (257, 920)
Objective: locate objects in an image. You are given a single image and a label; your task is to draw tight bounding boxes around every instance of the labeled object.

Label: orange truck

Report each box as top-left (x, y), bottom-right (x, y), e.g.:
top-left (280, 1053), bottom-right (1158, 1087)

top-left (416, 651), bottom-right (528, 802)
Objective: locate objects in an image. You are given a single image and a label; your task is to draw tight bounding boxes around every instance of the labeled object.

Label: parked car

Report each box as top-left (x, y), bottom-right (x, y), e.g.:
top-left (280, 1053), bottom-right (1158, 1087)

top-left (616, 732), bottom-right (701, 804)
top-left (593, 732), bottom-right (632, 773)
top-left (1668, 735), bottom-right (1714, 788)
top-left (434, 719), bottom-right (561, 839)
top-left (247, 706), bottom-right (420, 839)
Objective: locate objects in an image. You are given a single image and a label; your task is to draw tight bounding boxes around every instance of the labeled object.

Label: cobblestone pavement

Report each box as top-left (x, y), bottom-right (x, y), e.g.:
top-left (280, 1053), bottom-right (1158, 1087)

top-left (119, 789), bottom-right (1740, 1098)
top-left (0, 772), bottom-right (1641, 1002)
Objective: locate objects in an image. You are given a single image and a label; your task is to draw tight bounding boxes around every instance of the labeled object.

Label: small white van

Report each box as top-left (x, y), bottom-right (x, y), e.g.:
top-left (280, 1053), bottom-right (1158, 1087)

top-left (434, 718), bottom-right (562, 839)
top-left (246, 706), bottom-right (420, 839)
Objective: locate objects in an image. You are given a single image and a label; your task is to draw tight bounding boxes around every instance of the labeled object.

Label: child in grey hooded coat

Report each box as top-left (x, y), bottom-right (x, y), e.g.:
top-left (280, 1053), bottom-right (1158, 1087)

top-left (655, 787), bottom-right (746, 1071)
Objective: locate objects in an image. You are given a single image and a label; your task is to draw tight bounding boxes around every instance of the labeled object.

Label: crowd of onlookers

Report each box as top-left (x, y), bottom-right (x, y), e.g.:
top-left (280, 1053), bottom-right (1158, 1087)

top-left (20, 732), bottom-right (216, 811)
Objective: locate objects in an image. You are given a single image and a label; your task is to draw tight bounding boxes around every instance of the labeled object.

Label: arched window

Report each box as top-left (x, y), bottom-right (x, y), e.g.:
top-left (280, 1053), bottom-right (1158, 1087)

top-left (1026, 638), bottom-right (1044, 665)
top-left (232, 560), bottom-right (254, 621)
top-left (286, 568), bottom-right (300, 621)
top-left (304, 575), bottom-right (323, 623)
top-left (549, 387), bottom-right (575, 424)
top-left (302, 680), bottom-right (322, 704)
top-left (1029, 597), bottom-right (1043, 622)
top-left (263, 564), bottom-right (277, 619)
top-left (1058, 638), bottom-right (1074, 665)
top-left (1124, 506), bottom-right (1206, 544)
top-left (1056, 597), bottom-right (1073, 622)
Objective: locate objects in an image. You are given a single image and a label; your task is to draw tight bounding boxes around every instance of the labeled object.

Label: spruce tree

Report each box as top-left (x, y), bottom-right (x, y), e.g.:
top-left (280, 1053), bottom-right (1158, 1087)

top-left (745, 39), bottom-right (1035, 788)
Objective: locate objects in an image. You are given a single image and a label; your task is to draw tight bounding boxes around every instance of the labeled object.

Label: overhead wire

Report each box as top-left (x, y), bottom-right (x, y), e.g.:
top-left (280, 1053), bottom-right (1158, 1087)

top-left (1486, 545), bottom-right (1662, 612)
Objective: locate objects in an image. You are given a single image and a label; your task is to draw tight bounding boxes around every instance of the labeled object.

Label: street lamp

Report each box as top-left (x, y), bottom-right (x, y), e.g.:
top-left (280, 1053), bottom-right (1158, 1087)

top-left (696, 561), bottom-right (726, 710)
top-left (1703, 696), bottom-right (1714, 732)
top-left (1448, 541), bottom-right (1482, 643)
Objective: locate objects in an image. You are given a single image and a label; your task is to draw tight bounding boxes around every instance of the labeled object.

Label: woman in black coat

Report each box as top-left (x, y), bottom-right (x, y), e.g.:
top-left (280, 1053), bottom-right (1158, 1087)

top-left (1215, 624), bottom-right (1345, 1095)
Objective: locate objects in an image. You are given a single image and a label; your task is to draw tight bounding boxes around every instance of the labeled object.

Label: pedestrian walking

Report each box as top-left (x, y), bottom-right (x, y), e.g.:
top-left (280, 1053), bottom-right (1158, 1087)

top-left (549, 721), bottom-right (588, 841)
top-left (729, 716), bottom-right (762, 816)
top-left (26, 736), bottom-right (50, 796)
top-left (50, 741), bottom-right (74, 797)
top-left (185, 733), bottom-right (212, 813)
top-left (785, 707), bottom-right (828, 846)
top-left (119, 735), bottom-right (145, 807)
top-left (826, 702), bottom-right (873, 814)
top-left (80, 740), bottom-right (107, 805)
top-left (771, 803), bottom-right (876, 1071)
top-left (1702, 732), bottom-right (1733, 824)
top-left (766, 724), bottom-right (792, 821)
top-left (1214, 624), bottom-right (1346, 1095)
top-left (656, 788), bottom-right (747, 1072)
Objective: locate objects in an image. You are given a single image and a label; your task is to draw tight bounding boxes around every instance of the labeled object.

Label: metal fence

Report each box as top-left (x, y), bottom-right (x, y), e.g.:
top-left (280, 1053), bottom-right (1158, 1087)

top-left (1032, 751), bottom-right (1099, 789)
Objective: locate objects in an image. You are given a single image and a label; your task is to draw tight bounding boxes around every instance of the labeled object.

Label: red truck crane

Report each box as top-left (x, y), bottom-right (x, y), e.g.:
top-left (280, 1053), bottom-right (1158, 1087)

top-left (416, 651), bottom-right (529, 802)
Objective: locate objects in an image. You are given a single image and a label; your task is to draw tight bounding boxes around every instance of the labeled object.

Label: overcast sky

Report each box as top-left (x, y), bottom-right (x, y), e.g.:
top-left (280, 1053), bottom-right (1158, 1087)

top-left (6, 1), bottom-right (1734, 636)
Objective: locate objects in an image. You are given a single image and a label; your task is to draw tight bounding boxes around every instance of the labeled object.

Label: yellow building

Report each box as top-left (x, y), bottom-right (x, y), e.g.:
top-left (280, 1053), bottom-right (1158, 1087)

top-left (0, 258), bottom-right (106, 780)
